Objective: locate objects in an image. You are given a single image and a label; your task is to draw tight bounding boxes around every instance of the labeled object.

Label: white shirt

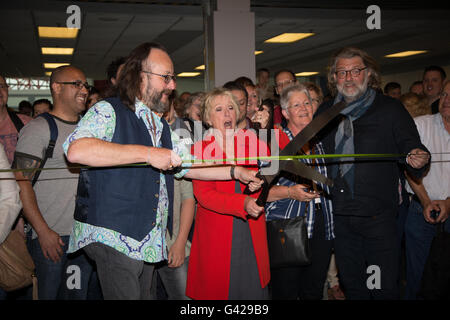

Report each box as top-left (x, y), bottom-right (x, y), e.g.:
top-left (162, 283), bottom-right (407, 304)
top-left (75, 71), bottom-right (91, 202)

top-left (406, 113), bottom-right (450, 200)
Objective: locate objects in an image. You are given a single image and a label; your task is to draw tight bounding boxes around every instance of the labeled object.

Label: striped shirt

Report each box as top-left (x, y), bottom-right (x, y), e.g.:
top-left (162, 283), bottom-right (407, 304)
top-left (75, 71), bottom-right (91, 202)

top-left (265, 127), bottom-right (335, 240)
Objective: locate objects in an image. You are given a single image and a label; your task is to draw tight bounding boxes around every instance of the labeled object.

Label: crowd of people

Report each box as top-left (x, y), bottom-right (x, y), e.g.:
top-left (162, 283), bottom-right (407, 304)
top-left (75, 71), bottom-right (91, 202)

top-left (0, 42), bottom-right (448, 301)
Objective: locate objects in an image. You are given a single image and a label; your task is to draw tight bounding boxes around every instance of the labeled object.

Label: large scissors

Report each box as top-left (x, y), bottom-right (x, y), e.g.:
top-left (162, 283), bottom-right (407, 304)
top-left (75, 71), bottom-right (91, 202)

top-left (244, 101), bottom-right (347, 206)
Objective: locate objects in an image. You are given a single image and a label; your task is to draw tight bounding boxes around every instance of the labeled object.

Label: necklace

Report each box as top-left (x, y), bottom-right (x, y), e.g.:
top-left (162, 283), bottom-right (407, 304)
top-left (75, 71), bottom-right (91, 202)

top-left (146, 113), bottom-right (158, 146)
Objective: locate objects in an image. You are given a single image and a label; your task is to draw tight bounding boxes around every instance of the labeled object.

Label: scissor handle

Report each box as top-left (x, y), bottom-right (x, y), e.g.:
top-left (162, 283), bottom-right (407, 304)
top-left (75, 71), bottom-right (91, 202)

top-left (243, 172), bottom-right (269, 208)
top-left (255, 177), bottom-right (270, 207)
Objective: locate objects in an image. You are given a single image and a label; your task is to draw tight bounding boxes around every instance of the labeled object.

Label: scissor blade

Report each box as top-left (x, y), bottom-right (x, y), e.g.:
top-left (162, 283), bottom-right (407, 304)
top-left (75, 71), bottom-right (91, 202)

top-left (259, 159), bottom-right (332, 186)
top-left (279, 101), bottom-right (347, 158)
top-left (246, 101), bottom-right (347, 205)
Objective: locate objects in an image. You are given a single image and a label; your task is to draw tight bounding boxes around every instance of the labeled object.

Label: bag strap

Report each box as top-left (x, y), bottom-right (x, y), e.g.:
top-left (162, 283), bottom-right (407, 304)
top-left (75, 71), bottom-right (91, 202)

top-left (31, 113), bottom-right (58, 186)
top-left (6, 108), bottom-right (25, 133)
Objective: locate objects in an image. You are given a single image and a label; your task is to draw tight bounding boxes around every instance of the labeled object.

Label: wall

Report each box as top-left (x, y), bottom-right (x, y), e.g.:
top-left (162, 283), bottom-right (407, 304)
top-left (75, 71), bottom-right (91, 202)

top-left (7, 89), bottom-right (52, 110)
top-left (175, 78), bottom-right (205, 95)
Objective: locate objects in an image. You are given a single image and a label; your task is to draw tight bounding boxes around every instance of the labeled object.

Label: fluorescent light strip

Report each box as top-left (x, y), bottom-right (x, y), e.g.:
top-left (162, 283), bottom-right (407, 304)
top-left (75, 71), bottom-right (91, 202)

top-left (43, 63), bottom-right (70, 69)
top-left (295, 72), bottom-right (319, 77)
top-left (41, 47), bottom-right (74, 55)
top-left (195, 65), bottom-right (205, 70)
top-left (45, 72), bottom-right (52, 77)
top-left (384, 50), bottom-right (428, 58)
top-left (177, 72), bottom-right (201, 77)
top-left (264, 33), bottom-right (314, 43)
top-left (38, 26), bottom-right (78, 39)
top-left (254, 50), bottom-right (264, 55)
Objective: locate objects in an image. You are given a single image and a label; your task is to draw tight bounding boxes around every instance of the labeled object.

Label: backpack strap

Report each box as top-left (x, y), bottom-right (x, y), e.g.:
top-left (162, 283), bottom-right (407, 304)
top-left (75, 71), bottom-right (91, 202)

top-left (31, 113), bottom-right (58, 186)
top-left (6, 108), bottom-right (25, 133)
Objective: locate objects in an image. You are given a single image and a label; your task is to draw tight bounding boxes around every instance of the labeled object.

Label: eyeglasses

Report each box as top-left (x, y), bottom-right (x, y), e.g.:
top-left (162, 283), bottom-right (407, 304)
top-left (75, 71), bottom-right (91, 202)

top-left (141, 70), bottom-right (176, 84)
top-left (0, 84), bottom-right (9, 89)
top-left (276, 79), bottom-right (296, 88)
top-left (56, 80), bottom-right (91, 90)
top-left (288, 100), bottom-right (312, 109)
top-left (335, 67), bottom-right (367, 79)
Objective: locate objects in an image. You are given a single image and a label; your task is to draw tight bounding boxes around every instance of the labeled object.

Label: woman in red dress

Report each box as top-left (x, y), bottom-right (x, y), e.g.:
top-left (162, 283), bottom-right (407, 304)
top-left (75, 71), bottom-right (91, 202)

top-left (186, 88), bottom-right (270, 300)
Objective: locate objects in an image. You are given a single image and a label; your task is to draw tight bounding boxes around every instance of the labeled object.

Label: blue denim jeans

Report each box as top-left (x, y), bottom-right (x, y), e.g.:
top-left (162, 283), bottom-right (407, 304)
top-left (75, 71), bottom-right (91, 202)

top-left (28, 235), bottom-right (101, 300)
top-left (404, 198), bottom-right (450, 300)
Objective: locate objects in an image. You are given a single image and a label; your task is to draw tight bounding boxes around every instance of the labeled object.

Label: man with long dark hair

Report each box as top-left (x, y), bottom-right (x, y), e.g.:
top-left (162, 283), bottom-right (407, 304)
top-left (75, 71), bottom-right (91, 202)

top-left (63, 42), bottom-right (262, 300)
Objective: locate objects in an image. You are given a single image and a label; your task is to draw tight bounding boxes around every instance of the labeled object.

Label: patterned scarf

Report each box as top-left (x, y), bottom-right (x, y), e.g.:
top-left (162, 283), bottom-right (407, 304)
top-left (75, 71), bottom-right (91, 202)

top-left (332, 87), bottom-right (376, 197)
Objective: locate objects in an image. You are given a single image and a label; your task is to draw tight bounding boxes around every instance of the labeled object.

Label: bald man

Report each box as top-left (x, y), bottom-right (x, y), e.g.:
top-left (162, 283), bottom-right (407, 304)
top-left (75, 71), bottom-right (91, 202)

top-left (13, 66), bottom-right (100, 300)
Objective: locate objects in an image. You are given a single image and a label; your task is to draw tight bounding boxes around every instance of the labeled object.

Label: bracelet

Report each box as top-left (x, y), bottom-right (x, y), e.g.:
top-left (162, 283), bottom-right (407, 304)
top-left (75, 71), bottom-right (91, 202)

top-left (287, 186), bottom-right (291, 199)
top-left (230, 165), bottom-right (236, 180)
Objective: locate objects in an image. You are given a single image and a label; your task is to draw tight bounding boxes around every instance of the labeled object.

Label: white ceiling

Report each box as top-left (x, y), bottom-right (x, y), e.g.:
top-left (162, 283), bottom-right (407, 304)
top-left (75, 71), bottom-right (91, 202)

top-left (1, 0), bottom-right (449, 82)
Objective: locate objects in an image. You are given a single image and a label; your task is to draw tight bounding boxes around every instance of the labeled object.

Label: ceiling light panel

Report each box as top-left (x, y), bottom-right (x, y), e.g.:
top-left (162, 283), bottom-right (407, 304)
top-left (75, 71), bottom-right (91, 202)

top-left (295, 72), bottom-right (319, 76)
top-left (177, 72), bottom-right (201, 77)
top-left (41, 47), bottom-right (74, 55)
top-left (384, 50), bottom-right (428, 58)
top-left (43, 63), bottom-right (70, 69)
top-left (38, 26), bottom-right (78, 39)
top-left (264, 33), bottom-right (315, 43)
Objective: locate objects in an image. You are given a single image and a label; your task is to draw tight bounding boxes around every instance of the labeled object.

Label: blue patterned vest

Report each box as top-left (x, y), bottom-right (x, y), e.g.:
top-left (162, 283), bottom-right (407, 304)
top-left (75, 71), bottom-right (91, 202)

top-left (73, 97), bottom-right (174, 241)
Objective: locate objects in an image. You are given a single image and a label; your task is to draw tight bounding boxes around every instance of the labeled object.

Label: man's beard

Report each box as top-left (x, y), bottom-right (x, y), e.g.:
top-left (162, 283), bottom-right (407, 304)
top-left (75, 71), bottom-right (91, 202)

top-left (337, 74), bottom-right (369, 102)
top-left (143, 86), bottom-right (171, 114)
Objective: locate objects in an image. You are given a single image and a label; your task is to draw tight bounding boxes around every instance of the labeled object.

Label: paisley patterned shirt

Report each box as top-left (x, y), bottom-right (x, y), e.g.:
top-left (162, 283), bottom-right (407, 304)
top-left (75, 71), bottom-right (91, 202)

top-left (63, 99), bottom-right (192, 262)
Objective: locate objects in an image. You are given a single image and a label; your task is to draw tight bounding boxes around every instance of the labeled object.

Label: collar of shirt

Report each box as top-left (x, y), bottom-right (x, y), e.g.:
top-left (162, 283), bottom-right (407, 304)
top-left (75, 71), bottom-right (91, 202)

top-left (435, 112), bottom-right (447, 132)
top-left (135, 98), bottom-right (164, 146)
top-left (134, 98), bottom-right (163, 119)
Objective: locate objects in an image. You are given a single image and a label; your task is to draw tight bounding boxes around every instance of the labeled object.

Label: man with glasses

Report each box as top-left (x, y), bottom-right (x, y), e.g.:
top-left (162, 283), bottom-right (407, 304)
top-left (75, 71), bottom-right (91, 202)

top-left (62, 42), bottom-right (262, 300)
top-left (318, 47), bottom-right (430, 299)
top-left (13, 66), bottom-right (101, 299)
top-left (274, 69), bottom-right (297, 97)
top-left (273, 69), bottom-right (298, 128)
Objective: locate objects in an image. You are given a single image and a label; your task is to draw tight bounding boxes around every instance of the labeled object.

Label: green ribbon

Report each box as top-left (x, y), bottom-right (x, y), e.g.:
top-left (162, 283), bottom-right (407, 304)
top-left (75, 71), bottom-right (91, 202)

top-left (1, 152), bottom-right (441, 174)
top-left (183, 153), bottom-right (407, 163)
